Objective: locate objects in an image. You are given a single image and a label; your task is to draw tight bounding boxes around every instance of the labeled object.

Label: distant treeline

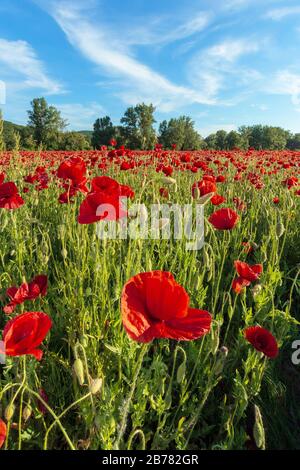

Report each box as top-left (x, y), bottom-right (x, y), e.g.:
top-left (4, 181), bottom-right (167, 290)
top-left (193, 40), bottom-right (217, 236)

top-left (1, 97), bottom-right (300, 151)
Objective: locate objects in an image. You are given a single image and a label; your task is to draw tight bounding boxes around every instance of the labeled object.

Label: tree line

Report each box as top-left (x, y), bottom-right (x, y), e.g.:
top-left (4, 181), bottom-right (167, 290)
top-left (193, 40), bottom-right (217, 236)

top-left (1, 97), bottom-right (300, 151)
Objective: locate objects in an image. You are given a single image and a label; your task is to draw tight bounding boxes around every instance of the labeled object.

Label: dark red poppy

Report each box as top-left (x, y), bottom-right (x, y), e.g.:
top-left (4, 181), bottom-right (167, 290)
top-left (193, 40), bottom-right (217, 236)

top-left (273, 197), bottom-right (280, 204)
top-left (3, 311), bottom-right (52, 361)
top-left (244, 326), bottom-right (278, 358)
top-left (234, 260), bottom-right (262, 282)
top-left (0, 182), bottom-right (24, 209)
top-left (121, 271), bottom-right (212, 342)
top-left (0, 418), bottom-right (6, 449)
top-left (211, 194), bottom-right (225, 205)
top-left (208, 208), bottom-right (239, 230)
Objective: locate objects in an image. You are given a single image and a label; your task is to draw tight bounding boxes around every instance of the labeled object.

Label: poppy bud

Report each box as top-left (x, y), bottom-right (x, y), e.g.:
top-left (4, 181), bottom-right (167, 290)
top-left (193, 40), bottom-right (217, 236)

top-left (176, 361), bottom-right (186, 384)
top-left (253, 405), bottom-right (265, 450)
top-left (161, 176), bottom-right (177, 186)
top-left (23, 405), bottom-right (32, 422)
top-left (5, 403), bottom-right (15, 421)
top-left (198, 192), bottom-right (214, 205)
top-left (61, 248), bottom-right (68, 259)
top-left (276, 221), bottom-right (285, 238)
top-left (203, 246), bottom-right (211, 268)
top-left (89, 378), bottom-right (103, 395)
top-left (193, 186), bottom-right (201, 200)
top-left (214, 346), bottom-right (228, 376)
top-left (252, 284), bottom-right (262, 297)
top-left (73, 358), bottom-right (85, 386)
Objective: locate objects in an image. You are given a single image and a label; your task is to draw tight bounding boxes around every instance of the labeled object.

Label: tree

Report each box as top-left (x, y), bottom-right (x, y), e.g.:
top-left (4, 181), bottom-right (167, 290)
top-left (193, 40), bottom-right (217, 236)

top-left (204, 133), bottom-right (217, 149)
top-left (60, 132), bottom-right (91, 151)
top-left (215, 130), bottom-right (228, 150)
top-left (158, 116), bottom-right (202, 150)
top-left (226, 130), bottom-right (242, 149)
top-left (287, 133), bottom-right (300, 150)
top-left (120, 103), bottom-right (156, 149)
top-left (92, 116), bottom-right (115, 149)
top-left (27, 97), bottom-right (67, 147)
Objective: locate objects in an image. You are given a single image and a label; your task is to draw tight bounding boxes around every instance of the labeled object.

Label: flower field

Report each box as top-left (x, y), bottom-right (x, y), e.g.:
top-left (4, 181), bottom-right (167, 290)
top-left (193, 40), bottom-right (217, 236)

top-left (0, 147), bottom-right (299, 450)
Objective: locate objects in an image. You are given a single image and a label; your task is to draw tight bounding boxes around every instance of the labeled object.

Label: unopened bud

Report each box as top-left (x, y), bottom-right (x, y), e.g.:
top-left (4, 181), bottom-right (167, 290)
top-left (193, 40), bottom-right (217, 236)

top-left (276, 221), bottom-right (285, 238)
top-left (198, 192), bottom-right (214, 205)
top-left (61, 248), bottom-right (68, 259)
top-left (252, 284), bottom-right (262, 297)
top-left (89, 378), bottom-right (103, 395)
top-left (253, 405), bottom-right (265, 450)
top-left (5, 403), bottom-right (15, 421)
top-left (73, 358), bottom-right (85, 386)
top-left (214, 346), bottom-right (228, 376)
top-left (23, 405), bottom-right (32, 422)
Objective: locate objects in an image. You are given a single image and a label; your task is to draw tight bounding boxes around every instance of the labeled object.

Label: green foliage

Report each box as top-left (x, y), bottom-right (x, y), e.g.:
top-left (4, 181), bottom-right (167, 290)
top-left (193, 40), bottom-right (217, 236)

top-left (120, 103), bottom-right (156, 149)
top-left (27, 97), bottom-right (67, 147)
top-left (158, 116), bottom-right (203, 150)
top-left (92, 116), bottom-right (115, 149)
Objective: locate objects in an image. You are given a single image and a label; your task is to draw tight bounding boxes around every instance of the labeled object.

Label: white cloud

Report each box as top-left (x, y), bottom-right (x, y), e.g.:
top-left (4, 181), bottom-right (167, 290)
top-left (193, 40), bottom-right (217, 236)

top-left (123, 12), bottom-right (212, 47)
top-left (264, 6), bottom-right (300, 20)
top-left (0, 38), bottom-right (63, 94)
top-left (55, 102), bottom-right (106, 129)
top-left (188, 39), bottom-right (261, 101)
top-left (42, 1), bottom-right (214, 111)
top-left (268, 71), bottom-right (300, 108)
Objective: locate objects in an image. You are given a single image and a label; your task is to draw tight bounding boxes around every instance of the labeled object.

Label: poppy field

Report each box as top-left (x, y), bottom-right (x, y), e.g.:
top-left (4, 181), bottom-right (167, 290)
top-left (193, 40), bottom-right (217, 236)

top-left (0, 146), bottom-right (299, 450)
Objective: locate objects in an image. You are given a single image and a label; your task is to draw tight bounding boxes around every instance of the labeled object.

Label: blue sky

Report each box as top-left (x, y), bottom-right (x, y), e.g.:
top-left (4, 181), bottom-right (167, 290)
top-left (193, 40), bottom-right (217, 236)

top-left (1, 0), bottom-right (300, 136)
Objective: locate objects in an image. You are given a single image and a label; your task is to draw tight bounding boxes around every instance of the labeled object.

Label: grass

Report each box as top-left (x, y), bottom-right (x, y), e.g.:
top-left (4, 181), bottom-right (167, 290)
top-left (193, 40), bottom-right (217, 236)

top-left (0, 149), bottom-right (299, 450)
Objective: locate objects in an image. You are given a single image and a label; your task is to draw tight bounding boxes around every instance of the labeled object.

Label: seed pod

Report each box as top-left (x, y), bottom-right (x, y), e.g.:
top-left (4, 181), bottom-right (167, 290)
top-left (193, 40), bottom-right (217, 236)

top-left (252, 284), bottom-right (262, 297)
top-left (276, 221), bottom-right (285, 238)
top-left (176, 361), bottom-right (186, 384)
top-left (214, 346), bottom-right (229, 376)
top-left (253, 405), bottom-right (265, 450)
top-left (5, 403), bottom-right (16, 421)
top-left (89, 378), bottom-right (103, 395)
top-left (73, 358), bottom-right (85, 386)
top-left (23, 405), bottom-right (32, 422)
top-left (198, 192), bottom-right (214, 205)
top-left (161, 176), bottom-right (177, 186)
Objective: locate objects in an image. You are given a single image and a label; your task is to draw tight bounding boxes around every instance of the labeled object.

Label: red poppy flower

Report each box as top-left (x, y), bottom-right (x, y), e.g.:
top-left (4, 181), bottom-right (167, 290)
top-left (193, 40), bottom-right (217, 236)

top-left (244, 326), bottom-right (278, 358)
top-left (78, 191), bottom-right (127, 224)
top-left (211, 194), bottom-right (226, 206)
top-left (4, 275), bottom-right (48, 314)
top-left (3, 311), bottom-right (52, 361)
top-left (0, 418), bottom-right (6, 449)
top-left (208, 208), bottom-right (239, 230)
top-left (90, 176), bottom-right (120, 195)
top-left (57, 157), bottom-right (87, 186)
top-left (121, 271), bottom-right (212, 342)
top-left (0, 182), bottom-right (24, 210)
top-left (232, 277), bottom-right (251, 294)
top-left (234, 260), bottom-right (262, 282)
top-left (192, 179), bottom-right (217, 198)
top-left (109, 139), bottom-right (117, 147)
top-left (273, 197), bottom-right (280, 204)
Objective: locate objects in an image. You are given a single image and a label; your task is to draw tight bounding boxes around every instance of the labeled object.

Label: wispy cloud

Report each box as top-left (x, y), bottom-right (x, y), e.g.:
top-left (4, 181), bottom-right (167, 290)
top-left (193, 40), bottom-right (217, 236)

top-left (123, 12), bottom-right (212, 47)
top-left (0, 38), bottom-right (63, 94)
top-left (264, 6), bottom-right (300, 20)
top-left (268, 71), bottom-right (300, 108)
top-left (55, 102), bottom-right (106, 129)
top-left (188, 38), bottom-right (261, 102)
top-left (40, 0), bottom-right (214, 111)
